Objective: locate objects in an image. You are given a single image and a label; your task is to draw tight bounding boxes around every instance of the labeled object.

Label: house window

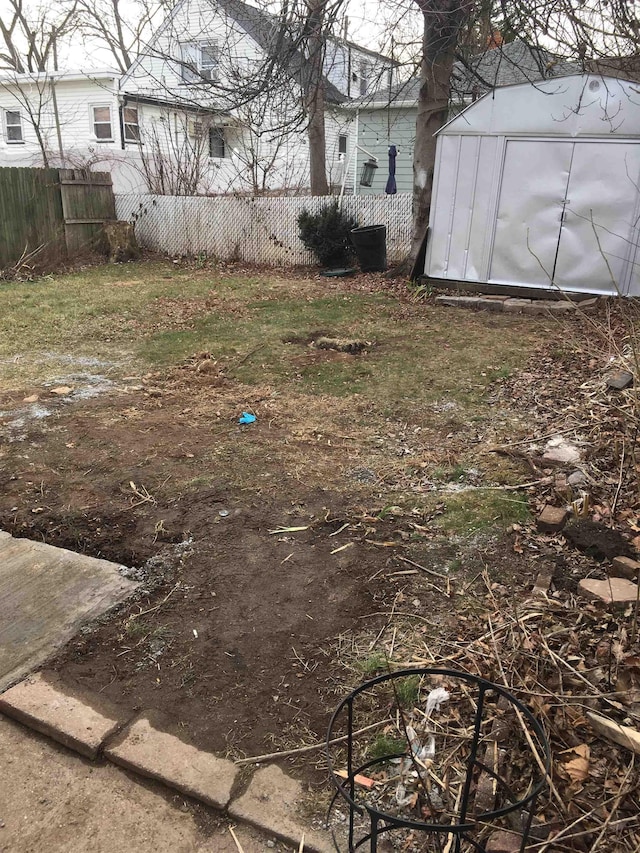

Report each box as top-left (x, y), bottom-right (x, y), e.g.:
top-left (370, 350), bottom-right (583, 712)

top-left (5, 110), bottom-right (23, 143)
top-left (123, 106), bottom-right (140, 142)
top-left (199, 43), bottom-right (219, 81)
top-left (338, 134), bottom-right (348, 156)
top-left (92, 105), bottom-right (113, 140)
top-left (180, 42), bottom-right (218, 82)
top-left (209, 126), bottom-right (226, 158)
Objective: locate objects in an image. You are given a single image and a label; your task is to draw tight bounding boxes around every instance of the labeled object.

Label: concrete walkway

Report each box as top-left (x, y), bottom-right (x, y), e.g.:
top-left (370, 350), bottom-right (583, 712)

top-left (0, 531), bottom-right (137, 691)
top-left (0, 713), bottom-right (279, 853)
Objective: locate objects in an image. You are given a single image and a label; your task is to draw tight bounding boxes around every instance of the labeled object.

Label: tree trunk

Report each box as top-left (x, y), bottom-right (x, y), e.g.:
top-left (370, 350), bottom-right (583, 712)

top-left (305, 1), bottom-right (329, 196)
top-left (410, 2), bottom-right (470, 264)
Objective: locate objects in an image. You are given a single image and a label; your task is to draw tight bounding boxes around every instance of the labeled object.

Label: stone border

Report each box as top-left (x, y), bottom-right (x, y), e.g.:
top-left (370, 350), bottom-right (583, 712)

top-left (0, 671), bottom-right (334, 852)
top-left (435, 294), bottom-right (601, 315)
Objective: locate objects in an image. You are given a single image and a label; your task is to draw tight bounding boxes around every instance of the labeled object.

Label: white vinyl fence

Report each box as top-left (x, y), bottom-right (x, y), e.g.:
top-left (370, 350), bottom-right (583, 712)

top-left (115, 193), bottom-right (413, 266)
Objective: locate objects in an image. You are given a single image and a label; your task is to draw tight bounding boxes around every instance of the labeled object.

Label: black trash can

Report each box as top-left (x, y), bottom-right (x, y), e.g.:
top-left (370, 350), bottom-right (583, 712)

top-left (351, 225), bottom-right (387, 272)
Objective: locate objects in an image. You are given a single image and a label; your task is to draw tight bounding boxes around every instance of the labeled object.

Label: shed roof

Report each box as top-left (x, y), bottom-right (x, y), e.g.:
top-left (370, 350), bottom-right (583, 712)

top-left (438, 74), bottom-right (640, 137)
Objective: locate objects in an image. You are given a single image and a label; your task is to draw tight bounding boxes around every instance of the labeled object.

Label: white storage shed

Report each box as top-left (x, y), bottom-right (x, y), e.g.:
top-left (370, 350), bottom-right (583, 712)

top-left (424, 75), bottom-right (640, 295)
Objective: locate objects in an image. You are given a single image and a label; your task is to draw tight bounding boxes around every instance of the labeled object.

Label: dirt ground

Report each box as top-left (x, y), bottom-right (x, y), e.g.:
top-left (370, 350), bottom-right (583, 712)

top-left (0, 264), bottom-right (554, 781)
top-left (0, 366), bottom-right (540, 772)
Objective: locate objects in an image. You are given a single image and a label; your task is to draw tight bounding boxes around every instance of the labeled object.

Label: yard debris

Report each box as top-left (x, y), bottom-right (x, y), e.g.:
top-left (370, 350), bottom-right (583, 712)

top-left (312, 336), bottom-right (370, 354)
top-left (335, 769), bottom-right (376, 790)
top-left (128, 481), bottom-right (157, 508)
top-left (587, 712), bottom-right (640, 757)
top-left (50, 385), bottom-right (73, 396)
top-left (268, 526), bottom-right (309, 535)
top-left (238, 412), bottom-right (256, 424)
top-left (536, 504), bottom-right (569, 533)
top-left (606, 370), bottom-right (633, 390)
top-left (578, 576), bottom-right (640, 607)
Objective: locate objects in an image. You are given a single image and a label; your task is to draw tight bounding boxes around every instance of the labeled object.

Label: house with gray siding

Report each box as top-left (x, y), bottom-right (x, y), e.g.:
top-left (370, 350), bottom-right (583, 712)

top-left (341, 40), bottom-right (577, 195)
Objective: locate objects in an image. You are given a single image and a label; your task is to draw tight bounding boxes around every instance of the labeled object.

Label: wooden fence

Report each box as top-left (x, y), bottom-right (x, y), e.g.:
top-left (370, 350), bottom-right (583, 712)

top-left (0, 167), bottom-right (116, 270)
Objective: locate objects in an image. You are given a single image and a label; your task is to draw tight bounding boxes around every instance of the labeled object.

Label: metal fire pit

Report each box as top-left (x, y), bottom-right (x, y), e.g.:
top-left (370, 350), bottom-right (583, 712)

top-left (326, 668), bottom-right (550, 853)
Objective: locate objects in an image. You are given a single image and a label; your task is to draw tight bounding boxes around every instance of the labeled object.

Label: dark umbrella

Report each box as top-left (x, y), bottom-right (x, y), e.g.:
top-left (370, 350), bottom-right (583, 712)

top-left (385, 145), bottom-right (397, 195)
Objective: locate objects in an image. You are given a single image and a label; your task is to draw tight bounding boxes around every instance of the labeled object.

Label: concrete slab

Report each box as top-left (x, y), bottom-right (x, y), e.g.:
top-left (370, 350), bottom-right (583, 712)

top-left (0, 531), bottom-right (138, 691)
top-left (0, 671), bottom-right (131, 759)
top-left (105, 714), bottom-right (238, 810)
top-left (229, 765), bottom-right (335, 853)
top-left (503, 298), bottom-right (532, 313)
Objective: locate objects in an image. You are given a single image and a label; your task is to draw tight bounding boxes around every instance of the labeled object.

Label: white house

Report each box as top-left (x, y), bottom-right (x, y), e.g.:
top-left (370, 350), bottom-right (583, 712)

top-left (0, 0), bottom-right (396, 195)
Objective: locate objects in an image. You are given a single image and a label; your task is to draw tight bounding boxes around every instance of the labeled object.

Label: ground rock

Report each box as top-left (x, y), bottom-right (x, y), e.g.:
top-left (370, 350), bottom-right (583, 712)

top-left (537, 505), bottom-right (569, 534)
top-left (485, 829), bottom-right (522, 852)
top-left (606, 370), bottom-right (633, 391)
top-left (567, 470), bottom-right (587, 487)
top-left (578, 577), bottom-right (639, 607)
top-left (542, 436), bottom-right (582, 465)
top-left (610, 556), bottom-right (640, 580)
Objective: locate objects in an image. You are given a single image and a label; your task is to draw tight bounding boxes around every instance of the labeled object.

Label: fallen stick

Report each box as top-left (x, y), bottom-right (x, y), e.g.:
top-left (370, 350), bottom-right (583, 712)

top-left (228, 826), bottom-right (245, 853)
top-left (587, 711), bottom-right (640, 756)
top-left (398, 556), bottom-right (448, 580)
top-left (234, 719), bottom-right (388, 765)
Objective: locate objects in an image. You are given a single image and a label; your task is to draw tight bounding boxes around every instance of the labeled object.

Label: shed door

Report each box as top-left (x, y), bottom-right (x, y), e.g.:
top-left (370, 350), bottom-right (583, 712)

top-left (490, 139), bottom-right (640, 293)
top-left (489, 140), bottom-right (572, 286)
top-left (553, 142), bottom-right (640, 294)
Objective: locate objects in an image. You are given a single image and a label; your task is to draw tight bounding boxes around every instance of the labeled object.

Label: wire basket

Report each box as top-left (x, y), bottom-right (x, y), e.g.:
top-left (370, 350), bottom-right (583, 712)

top-left (326, 668), bottom-right (551, 853)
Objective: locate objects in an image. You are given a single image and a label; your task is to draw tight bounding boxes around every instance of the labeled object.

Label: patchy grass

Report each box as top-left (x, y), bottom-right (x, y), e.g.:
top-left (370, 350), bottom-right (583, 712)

top-left (438, 491), bottom-right (531, 534)
top-left (367, 733), bottom-right (407, 762)
top-left (0, 259), bottom-right (551, 539)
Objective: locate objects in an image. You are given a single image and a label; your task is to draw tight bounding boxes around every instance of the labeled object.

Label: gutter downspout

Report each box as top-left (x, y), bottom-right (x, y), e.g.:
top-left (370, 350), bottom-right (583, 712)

top-left (119, 91), bottom-right (127, 149)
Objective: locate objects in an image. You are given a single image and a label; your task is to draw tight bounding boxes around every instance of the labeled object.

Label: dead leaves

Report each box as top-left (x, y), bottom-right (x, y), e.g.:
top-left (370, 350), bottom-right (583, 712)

top-left (559, 743), bottom-right (591, 786)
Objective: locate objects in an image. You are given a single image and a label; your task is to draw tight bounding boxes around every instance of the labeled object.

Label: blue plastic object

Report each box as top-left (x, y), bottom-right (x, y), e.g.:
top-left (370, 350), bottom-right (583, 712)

top-left (238, 412), bottom-right (256, 424)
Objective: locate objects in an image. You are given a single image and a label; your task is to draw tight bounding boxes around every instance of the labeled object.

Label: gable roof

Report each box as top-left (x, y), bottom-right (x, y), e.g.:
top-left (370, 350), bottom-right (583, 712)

top-left (217, 0), bottom-right (344, 103)
top-left (360, 39), bottom-right (579, 107)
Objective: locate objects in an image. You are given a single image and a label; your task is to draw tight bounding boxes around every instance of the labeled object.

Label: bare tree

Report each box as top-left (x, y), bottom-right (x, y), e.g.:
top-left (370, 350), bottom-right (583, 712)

top-left (75, 0), bottom-right (166, 72)
top-left (410, 0), bottom-right (472, 260)
top-left (404, 0), bottom-right (640, 267)
top-left (0, 0), bottom-right (77, 72)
